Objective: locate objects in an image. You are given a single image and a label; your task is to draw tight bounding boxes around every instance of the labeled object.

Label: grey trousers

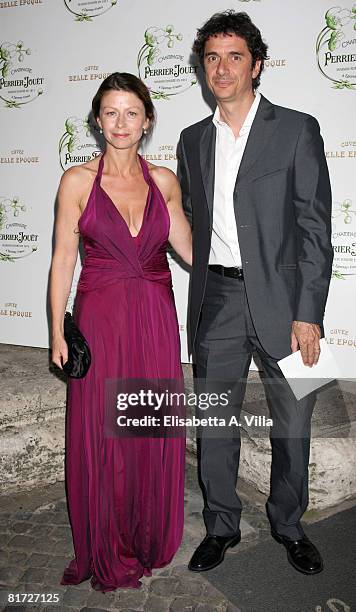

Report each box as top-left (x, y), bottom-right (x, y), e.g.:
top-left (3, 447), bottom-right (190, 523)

top-left (194, 269), bottom-right (315, 540)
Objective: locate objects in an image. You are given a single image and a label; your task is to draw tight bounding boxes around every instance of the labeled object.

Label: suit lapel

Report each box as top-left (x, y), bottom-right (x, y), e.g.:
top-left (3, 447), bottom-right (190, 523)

top-left (236, 95), bottom-right (280, 185)
top-left (199, 120), bottom-right (216, 220)
top-left (198, 97), bottom-right (279, 217)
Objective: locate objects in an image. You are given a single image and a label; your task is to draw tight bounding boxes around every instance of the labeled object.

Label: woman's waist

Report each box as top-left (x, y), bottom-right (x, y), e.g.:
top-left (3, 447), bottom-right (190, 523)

top-left (83, 250), bottom-right (169, 270)
top-left (77, 255), bottom-right (171, 292)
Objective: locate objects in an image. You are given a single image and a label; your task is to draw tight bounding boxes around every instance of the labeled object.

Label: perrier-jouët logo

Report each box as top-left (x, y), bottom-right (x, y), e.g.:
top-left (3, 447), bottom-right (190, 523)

top-left (59, 117), bottom-right (101, 170)
top-left (137, 25), bottom-right (197, 100)
top-left (64, 0), bottom-right (118, 22)
top-left (316, 6), bottom-right (356, 89)
top-left (0, 40), bottom-right (44, 108)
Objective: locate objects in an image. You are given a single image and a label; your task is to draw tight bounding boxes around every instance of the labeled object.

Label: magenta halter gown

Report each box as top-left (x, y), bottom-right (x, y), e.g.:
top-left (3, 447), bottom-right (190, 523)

top-left (61, 154), bottom-right (185, 591)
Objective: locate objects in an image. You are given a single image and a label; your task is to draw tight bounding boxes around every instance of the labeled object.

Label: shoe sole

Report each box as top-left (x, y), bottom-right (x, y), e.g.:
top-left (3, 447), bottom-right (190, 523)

top-left (271, 531), bottom-right (324, 575)
top-left (188, 534), bottom-right (241, 572)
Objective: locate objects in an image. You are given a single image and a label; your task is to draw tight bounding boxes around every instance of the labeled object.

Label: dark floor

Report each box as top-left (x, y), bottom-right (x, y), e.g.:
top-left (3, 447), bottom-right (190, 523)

top-left (1, 460), bottom-right (355, 612)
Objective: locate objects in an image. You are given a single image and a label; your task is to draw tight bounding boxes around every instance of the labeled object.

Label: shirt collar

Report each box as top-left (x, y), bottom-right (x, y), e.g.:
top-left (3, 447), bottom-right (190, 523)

top-left (213, 92), bottom-right (261, 135)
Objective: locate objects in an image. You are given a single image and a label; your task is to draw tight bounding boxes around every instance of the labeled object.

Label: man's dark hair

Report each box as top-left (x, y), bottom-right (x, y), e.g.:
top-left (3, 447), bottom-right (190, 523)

top-left (193, 10), bottom-right (269, 89)
top-left (92, 72), bottom-right (156, 133)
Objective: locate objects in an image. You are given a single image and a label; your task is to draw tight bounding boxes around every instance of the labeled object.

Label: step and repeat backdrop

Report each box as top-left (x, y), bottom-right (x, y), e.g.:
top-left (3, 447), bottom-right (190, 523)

top-left (0, 0), bottom-right (355, 365)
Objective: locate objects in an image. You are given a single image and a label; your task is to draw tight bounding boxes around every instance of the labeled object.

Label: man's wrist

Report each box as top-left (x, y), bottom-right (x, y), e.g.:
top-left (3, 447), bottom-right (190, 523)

top-left (292, 320), bottom-right (320, 328)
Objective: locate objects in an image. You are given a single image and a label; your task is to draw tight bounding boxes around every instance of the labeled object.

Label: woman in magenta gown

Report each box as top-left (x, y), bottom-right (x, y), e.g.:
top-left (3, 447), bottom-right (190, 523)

top-left (50, 73), bottom-right (192, 591)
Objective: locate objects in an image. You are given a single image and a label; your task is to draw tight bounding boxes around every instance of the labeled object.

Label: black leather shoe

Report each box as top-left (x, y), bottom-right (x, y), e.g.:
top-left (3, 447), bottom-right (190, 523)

top-left (188, 533), bottom-right (241, 572)
top-left (271, 531), bottom-right (324, 575)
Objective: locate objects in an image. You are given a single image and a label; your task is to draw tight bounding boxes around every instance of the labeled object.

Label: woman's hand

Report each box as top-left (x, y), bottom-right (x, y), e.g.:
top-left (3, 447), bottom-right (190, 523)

top-left (52, 333), bottom-right (68, 370)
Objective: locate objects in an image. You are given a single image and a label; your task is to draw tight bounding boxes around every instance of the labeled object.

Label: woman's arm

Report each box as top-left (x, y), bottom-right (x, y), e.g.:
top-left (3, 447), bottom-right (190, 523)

top-left (152, 166), bottom-right (192, 266)
top-left (49, 167), bottom-right (82, 369)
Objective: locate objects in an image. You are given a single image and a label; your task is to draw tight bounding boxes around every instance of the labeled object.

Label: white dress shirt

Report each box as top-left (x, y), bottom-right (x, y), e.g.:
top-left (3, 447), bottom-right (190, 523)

top-left (209, 92), bottom-right (261, 267)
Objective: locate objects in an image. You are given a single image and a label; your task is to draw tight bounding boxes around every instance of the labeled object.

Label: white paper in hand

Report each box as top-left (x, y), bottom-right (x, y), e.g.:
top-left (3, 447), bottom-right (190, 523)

top-left (277, 338), bottom-right (340, 401)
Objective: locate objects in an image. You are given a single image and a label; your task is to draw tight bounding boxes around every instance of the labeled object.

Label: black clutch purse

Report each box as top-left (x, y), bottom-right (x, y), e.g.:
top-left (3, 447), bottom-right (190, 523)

top-left (62, 311), bottom-right (91, 378)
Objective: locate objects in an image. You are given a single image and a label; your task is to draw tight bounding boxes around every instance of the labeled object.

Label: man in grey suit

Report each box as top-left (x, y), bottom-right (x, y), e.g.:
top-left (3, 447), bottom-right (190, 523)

top-left (177, 10), bottom-right (333, 575)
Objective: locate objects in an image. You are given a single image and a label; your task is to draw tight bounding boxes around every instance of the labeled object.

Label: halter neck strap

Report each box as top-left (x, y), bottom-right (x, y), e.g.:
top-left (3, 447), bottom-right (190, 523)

top-left (138, 154), bottom-right (150, 184)
top-left (96, 153), bottom-right (105, 182)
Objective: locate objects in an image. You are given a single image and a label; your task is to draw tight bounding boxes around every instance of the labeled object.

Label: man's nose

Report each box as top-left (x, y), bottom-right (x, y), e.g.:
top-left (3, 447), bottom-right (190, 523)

top-left (216, 57), bottom-right (228, 75)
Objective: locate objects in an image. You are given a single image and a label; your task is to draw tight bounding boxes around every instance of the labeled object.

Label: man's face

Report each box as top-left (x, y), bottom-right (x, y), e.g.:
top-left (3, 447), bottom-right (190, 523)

top-left (203, 33), bottom-right (261, 104)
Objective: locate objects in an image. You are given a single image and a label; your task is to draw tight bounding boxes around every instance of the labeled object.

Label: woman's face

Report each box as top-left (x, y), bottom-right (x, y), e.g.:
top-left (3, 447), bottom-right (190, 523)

top-left (97, 89), bottom-right (149, 150)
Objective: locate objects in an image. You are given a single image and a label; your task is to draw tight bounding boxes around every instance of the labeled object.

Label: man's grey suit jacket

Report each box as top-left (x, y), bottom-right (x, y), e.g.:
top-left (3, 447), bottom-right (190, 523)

top-left (177, 95), bottom-right (334, 360)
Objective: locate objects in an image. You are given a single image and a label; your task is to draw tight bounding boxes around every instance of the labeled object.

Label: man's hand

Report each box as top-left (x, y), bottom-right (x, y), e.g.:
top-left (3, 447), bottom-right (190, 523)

top-left (291, 321), bottom-right (321, 367)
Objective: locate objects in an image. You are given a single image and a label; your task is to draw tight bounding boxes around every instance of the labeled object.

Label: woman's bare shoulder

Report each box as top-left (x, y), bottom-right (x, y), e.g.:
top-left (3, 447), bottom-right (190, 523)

top-left (60, 155), bottom-right (101, 191)
top-left (61, 156), bottom-right (101, 184)
top-left (148, 162), bottom-right (179, 192)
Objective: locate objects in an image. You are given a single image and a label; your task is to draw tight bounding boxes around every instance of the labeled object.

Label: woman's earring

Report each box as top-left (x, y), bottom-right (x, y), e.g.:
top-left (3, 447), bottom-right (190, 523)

top-left (143, 128), bottom-right (147, 135)
top-left (99, 128), bottom-right (103, 134)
